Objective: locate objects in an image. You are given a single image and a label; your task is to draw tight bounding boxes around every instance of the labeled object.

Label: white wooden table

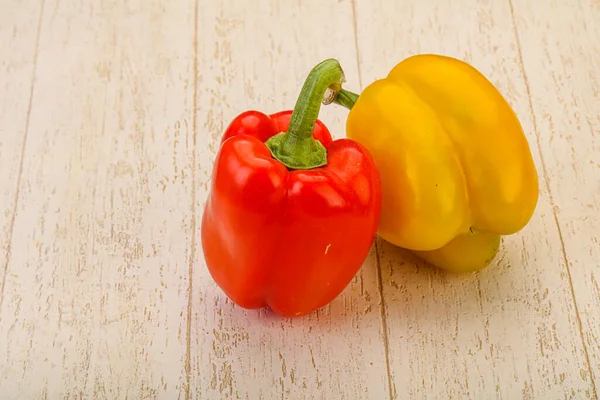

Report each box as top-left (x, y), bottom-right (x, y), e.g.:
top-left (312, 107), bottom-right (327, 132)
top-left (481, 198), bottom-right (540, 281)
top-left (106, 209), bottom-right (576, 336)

top-left (1, 0), bottom-right (599, 398)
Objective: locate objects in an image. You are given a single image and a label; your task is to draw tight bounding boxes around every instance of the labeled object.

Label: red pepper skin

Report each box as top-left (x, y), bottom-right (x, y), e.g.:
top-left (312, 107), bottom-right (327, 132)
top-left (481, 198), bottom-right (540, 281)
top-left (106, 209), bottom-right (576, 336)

top-left (220, 110), bottom-right (333, 147)
top-left (201, 110), bottom-right (381, 317)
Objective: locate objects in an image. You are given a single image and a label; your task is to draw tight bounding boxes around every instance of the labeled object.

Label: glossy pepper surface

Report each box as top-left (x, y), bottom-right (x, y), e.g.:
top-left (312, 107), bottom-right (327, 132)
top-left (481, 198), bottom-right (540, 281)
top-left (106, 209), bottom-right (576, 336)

top-left (201, 60), bottom-right (381, 317)
top-left (336, 54), bottom-right (539, 272)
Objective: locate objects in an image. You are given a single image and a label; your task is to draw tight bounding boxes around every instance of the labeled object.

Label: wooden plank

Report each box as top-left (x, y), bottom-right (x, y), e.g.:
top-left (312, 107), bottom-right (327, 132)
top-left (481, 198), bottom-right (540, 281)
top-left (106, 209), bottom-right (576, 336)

top-left (510, 0), bottom-right (600, 394)
top-left (352, 0), bottom-right (597, 398)
top-left (0, 0), bottom-right (196, 398)
top-left (190, 0), bottom-right (390, 398)
top-left (0, 0), bottom-right (44, 311)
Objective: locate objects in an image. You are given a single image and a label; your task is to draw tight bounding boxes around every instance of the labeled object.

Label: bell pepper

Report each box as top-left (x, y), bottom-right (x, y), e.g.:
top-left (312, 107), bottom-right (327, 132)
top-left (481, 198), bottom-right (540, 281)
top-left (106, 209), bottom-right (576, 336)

top-left (201, 59), bottom-right (382, 317)
top-left (332, 54), bottom-right (539, 272)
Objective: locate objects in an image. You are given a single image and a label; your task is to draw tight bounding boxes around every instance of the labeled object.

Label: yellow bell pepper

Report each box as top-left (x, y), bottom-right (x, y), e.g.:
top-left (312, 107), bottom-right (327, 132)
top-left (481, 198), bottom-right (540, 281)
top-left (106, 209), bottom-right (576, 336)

top-left (333, 54), bottom-right (539, 272)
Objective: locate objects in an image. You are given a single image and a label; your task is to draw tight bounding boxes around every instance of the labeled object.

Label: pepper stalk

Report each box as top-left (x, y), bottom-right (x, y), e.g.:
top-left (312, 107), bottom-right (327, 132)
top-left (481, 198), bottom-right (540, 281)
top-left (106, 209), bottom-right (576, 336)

top-left (332, 88), bottom-right (359, 110)
top-left (265, 58), bottom-right (347, 170)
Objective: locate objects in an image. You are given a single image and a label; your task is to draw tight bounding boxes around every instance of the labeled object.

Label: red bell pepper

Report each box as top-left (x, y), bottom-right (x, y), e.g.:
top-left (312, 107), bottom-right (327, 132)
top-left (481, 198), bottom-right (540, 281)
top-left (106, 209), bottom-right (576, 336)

top-left (201, 59), bottom-right (381, 317)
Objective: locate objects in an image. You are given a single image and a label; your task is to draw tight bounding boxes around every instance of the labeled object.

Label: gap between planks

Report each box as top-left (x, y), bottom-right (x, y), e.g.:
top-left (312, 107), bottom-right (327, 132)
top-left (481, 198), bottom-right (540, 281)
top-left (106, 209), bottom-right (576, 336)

top-left (185, 0), bottom-right (201, 398)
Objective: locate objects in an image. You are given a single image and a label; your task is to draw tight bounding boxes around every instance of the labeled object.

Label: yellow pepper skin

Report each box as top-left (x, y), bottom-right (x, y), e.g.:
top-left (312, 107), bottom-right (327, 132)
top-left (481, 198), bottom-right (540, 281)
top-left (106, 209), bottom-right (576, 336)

top-left (343, 54), bottom-right (539, 272)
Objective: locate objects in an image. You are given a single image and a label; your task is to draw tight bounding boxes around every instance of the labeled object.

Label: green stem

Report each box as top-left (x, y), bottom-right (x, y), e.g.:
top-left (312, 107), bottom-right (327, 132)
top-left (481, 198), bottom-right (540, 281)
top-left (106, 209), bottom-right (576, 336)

top-left (265, 59), bottom-right (346, 170)
top-left (333, 88), bottom-right (359, 110)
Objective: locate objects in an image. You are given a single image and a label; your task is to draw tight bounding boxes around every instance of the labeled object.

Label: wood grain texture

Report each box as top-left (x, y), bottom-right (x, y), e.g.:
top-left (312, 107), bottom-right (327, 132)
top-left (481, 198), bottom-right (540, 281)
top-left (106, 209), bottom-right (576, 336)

top-left (0, 0), bottom-right (196, 397)
top-left (0, 0), bottom-right (44, 313)
top-left (189, 0), bottom-right (390, 398)
top-left (0, 0), bottom-right (598, 398)
top-left (510, 0), bottom-right (600, 393)
top-left (352, 0), bottom-right (598, 398)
